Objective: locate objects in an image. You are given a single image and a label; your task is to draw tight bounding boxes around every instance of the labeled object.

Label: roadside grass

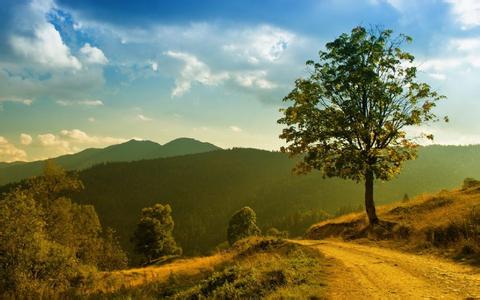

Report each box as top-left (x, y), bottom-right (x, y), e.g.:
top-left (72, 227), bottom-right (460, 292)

top-left (307, 181), bottom-right (480, 265)
top-left (70, 237), bottom-right (329, 299)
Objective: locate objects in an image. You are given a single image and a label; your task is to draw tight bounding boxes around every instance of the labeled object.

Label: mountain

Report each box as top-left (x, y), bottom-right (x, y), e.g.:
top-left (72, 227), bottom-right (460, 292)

top-left (0, 138), bottom-right (221, 185)
top-left (53, 144), bottom-right (480, 258)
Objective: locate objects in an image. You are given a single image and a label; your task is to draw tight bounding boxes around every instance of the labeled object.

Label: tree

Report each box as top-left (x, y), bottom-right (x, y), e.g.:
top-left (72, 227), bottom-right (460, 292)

top-left (278, 26), bottom-right (445, 225)
top-left (131, 204), bottom-right (182, 264)
top-left (227, 207), bottom-right (261, 245)
top-left (0, 161), bottom-right (128, 296)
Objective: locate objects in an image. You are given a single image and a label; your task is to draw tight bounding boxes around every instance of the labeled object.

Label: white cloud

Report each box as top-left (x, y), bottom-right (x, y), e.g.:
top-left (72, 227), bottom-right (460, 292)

top-left (56, 99), bottom-right (104, 106)
top-left (0, 97), bottom-right (33, 106)
top-left (0, 136), bottom-right (27, 162)
top-left (138, 114), bottom-right (153, 121)
top-left (418, 37), bottom-right (480, 78)
top-left (80, 43), bottom-right (109, 65)
top-left (406, 125), bottom-right (480, 145)
top-left (165, 51), bottom-right (230, 97)
top-left (223, 25), bottom-right (294, 64)
top-left (10, 22), bottom-right (82, 70)
top-left (79, 99), bottom-right (104, 106)
top-left (151, 62), bottom-right (158, 71)
top-left (229, 126), bottom-right (242, 132)
top-left (445, 0), bottom-right (480, 29)
top-left (419, 57), bottom-right (463, 72)
top-left (37, 129), bottom-right (126, 156)
top-left (88, 117), bottom-right (95, 122)
top-left (428, 73), bottom-right (447, 81)
top-left (234, 71), bottom-right (277, 89)
top-left (20, 133), bottom-right (33, 145)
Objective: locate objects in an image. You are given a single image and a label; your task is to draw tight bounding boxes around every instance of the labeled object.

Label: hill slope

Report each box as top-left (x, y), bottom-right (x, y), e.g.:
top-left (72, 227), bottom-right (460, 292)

top-left (64, 145), bottom-right (480, 258)
top-left (0, 138), bottom-right (220, 185)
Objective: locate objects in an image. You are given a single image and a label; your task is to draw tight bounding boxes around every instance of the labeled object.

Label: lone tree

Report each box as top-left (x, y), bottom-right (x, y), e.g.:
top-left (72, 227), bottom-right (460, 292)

top-left (132, 204), bottom-right (182, 264)
top-left (227, 206), bottom-right (261, 245)
top-left (278, 26), bottom-right (445, 225)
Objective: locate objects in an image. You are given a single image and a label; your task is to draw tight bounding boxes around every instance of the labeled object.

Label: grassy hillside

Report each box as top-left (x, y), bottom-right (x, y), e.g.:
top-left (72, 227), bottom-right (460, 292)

top-left (307, 179), bottom-right (480, 264)
top-left (63, 144), bottom-right (480, 259)
top-left (72, 237), bottom-right (328, 299)
top-left (0, 138), bottom-right (220, 185)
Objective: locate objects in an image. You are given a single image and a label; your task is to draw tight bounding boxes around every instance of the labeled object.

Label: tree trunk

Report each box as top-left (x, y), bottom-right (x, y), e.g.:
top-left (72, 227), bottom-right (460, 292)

top-left (364, 169), bottom-right (379, 225)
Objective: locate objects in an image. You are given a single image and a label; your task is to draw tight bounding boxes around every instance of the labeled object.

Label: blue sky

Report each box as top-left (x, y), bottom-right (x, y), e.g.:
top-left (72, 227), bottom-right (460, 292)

top-left (1, 0), bottom-right (480, 161)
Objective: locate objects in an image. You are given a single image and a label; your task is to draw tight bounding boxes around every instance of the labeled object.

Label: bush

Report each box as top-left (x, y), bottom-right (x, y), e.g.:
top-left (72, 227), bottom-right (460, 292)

top-left (131, 203), bottom-right (182, 264)
top-left (462, 178), bottom-right (480, 190)
top-left (227, 207), bottom-right (261, 245)
top-left (0, 162), bottom-right (128, 296)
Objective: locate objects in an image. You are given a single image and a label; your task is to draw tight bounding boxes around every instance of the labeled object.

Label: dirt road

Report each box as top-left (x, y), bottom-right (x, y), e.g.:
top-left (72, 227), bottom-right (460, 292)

top-left (297, 240), bottom-right (480, 299)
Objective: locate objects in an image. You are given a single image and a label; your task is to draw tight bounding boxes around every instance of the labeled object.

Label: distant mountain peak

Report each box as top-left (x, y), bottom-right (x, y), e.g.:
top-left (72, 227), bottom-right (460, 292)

top-left (0, 137), bottom-right (221, 185)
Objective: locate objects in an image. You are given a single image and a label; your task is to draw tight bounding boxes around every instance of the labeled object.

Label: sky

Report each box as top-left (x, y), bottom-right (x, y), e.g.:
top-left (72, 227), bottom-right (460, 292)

top-left (1, 0), bottom-right (480, 162)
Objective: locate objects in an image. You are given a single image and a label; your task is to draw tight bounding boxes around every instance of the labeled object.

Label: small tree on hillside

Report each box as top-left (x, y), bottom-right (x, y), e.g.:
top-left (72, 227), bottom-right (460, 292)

top-left (227, 206), bottom-right (261, 245)
top-left (132, 204), bottom-right (182, 264)
top-left (278, 26), bottom-right (446, 225)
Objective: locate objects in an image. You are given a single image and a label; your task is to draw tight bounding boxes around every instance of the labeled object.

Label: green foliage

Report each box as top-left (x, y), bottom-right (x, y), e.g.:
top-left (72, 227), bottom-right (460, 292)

top-left (278, 26), bottom-right (446, 224)
top-left (0, 161), bottom-right (128, 296)
top-left (227, 207), bottom-right (261, 245)
top-left (266, 209), bottom-right (330, 237)
top-left (0, 188), bottom-right (79, 295)
top-left (132, 204), bottom-right (182, 263)
top-left (98, 228), bottom-right (129, 271)
top-left (279, 26), bottom-right (444, 181)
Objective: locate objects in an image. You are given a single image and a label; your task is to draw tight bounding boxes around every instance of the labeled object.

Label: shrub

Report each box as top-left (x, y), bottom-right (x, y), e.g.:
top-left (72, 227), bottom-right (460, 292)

top-left (227, 207), bottom-right (261, 245)
top-left (462, 178), bottom-right (480, 190)
top-left (131, 203), bottom-right (182, 264)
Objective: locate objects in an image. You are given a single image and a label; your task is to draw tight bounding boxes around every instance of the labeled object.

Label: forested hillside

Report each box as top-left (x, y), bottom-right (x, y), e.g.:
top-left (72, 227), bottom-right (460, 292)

top-left (62, 144), bottom-right (480, 258)
top-left (0, 138), bottom-right (220, 185)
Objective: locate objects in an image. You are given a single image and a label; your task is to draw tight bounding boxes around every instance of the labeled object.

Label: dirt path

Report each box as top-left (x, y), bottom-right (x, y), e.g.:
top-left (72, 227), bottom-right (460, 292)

top-left (296, 240), bottom-right (480, 299)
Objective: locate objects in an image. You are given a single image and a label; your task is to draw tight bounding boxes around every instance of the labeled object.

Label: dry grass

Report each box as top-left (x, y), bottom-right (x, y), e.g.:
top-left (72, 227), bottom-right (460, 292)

top-left (307, 185), bottom-right (480, 263)
top-left (80, 252), bottom-right (232, 294)
top-left (73, 237), bottom-right (329, 298)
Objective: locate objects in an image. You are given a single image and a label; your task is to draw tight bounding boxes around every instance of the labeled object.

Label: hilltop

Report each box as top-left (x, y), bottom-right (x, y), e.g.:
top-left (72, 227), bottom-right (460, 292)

top-left (307, 179), bottom-right (480, 263)
top-left (0, 137), bottom-right (220, 185)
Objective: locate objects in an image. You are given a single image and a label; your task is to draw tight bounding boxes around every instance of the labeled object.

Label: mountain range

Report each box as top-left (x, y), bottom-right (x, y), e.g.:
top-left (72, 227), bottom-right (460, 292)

top-left (0, 138), bottom-right (221, 185)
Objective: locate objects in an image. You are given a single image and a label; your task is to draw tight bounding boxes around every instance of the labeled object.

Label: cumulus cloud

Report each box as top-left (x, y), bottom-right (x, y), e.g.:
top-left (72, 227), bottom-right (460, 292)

top-left (234, 71), bottom-right (277, 89)
top-left (37, 129), bottom-right (126, 156)
top-left (165, 51), bottom-right (230, 97)
top-left (0, 136), bottom-right (27, 162)
top-left (418, 37), bottom-right (480, 79)
top-left (20, 133), bottom-right (33, 145)
top-left (80, 43), bottom-right (109, 65)
top-left (445, 0), bottom-right (480, 29)
top-left (10, 22), bottom-right (82, 70)
top-left (223, 25), bottom-right (294, 64)
top-left (0, 0), bottom-right (109, 108)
